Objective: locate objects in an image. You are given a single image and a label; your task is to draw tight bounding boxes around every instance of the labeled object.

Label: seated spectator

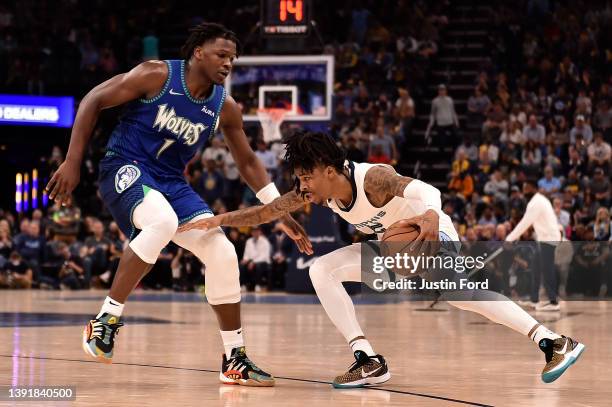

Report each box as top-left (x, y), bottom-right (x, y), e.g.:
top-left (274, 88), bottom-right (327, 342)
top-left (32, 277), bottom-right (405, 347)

top-left (240, 226), bottom-right (271, 292)
top-left (538, 165), bottom-right (562, 197)
top-left (484, 170), bottom-right (509, 203)
top-left (16, 221), bottom-right (44, 277)
top-left (13, 218), bottom-right (30, 248)
top-left (200, 159), bottom-right (225, 204)
top-left (0, 224), bottom-right (12, 262)
top-left (0, 251), bottom-right (32, 289)
top-left (268, 222), bottom-right (293, 291)
top-left (501, 120), bottom-right (526, 145)
top-left (570, 115), bottom-right (594, 144)
top-left (255, 140), bottom-right (278, 179)
top-left (455, 136), bottom-right (478, 163)
top-left (367, 144), bottom-right (392, 164)
top-left (48, 200), bottom-right (81, 244)
top-left (448, 170), bottom-right (474, 200)
top-left (592, 100), bottom-right (611, 142)
top-left (590, 167), bottom-right (611, 207)
top-left (566, 145), bottom-right (587, 175)
top-left (553, 197), bottom-right (571, 229)
top-left (57, 242), bottom-right (86, 290)
top-left (521, 141), bottom-right (542, 178)
top-left (593, 207), bottom-right (611, 241)
top-left (467, 86), bottom-right (490, 129)
top-left (202, 137), bottom-right (228, 168)
top-left (452, 150), bottom-right (471, 175)
top-left (482, 101), bottom-right (507, 140)
top-left (523, 114), bottom-right (546, 145)
top-left (85, 220), bottom-right (111, 287)
top-left (345, 136), bottom-right (366, 162)
top-left (478, 205), bottom-right (498, 226)
top-left (369, 124), bottom-right (397, 164)
top-left (587, 132), bottom-right (611, 173)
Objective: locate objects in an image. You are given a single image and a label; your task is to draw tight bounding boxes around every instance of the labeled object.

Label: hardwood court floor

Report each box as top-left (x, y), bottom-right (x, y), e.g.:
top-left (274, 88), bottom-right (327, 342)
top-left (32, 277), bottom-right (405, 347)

top-left (0, 290), bottom-right (609, 406)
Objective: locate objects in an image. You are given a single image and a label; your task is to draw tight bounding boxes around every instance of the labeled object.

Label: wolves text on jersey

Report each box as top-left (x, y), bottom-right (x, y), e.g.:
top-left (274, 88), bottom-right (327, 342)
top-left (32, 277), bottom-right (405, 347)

top-left (153, 103), bottom-right (208, 146)
top-left (353, 210), bottom-right (387, 234)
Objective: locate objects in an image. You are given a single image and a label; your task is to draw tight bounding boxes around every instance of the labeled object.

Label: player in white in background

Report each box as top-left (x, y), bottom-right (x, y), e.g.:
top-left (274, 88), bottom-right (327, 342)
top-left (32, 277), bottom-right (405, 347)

top-left (506, 180), bottom-right (562, 311)
top-left (181, 131), bottom-right (585, 387)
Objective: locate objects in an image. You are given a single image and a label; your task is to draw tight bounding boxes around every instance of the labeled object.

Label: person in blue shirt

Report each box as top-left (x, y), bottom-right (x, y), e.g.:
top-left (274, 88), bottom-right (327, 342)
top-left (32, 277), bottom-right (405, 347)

top-left (46, 22), bottom-right (311, 386)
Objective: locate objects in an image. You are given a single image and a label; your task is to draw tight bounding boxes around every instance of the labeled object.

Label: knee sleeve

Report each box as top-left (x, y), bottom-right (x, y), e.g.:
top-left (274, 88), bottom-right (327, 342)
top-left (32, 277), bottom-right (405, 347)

top-left (129, 189), bottom-right (178, 264)
top-left (173, 223), bottom-right (240, 305)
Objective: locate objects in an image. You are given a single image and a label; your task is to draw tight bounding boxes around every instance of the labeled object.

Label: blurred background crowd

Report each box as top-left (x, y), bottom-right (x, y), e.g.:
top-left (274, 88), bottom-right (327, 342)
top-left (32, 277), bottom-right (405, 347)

top-left (1, 0), bottom-right (610, 296)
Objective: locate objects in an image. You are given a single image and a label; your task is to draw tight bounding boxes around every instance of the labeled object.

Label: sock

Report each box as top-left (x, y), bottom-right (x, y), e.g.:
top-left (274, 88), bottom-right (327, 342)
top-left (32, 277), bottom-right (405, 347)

top-left (97, 296), bottom-right (124, 319)
top-left (220, 328), bottom-right (244, 357)
top-left (529, 323), bottom-right (562, 343)
top-left (350, 338), bottom-right (376, 357)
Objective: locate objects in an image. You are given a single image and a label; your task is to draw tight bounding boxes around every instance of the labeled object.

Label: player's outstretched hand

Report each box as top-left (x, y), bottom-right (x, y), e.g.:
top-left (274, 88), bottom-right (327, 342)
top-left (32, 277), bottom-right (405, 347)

top-left (177, 215), bottom-right (223, 233)
top-left (403, 209), bottom-right (440, 249)
top-left (279, 214), bottom-right (313, 255)
top-left (45, 160), bottom-right (80, 206)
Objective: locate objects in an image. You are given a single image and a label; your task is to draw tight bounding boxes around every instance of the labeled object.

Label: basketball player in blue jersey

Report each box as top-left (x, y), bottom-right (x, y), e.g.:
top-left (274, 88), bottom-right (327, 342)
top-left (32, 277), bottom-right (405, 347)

top-left (181, 131), bottom-right (585, 387)
top-left (45, 23), bottom-right (312, 387)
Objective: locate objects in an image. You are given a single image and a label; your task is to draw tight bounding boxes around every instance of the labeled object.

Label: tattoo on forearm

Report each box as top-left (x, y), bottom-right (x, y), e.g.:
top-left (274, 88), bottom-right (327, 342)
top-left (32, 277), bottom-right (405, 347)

top-left (221, 191), bottom-right (305, 227)
top-left (364, 166), bottom-right (413, 205)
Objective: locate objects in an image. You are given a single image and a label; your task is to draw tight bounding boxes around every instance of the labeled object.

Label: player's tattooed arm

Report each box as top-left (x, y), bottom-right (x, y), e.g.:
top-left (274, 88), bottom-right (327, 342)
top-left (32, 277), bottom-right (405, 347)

top-left (363, 165), bottom-right (440, 242)
top-left (178, 191), bottom-right (306, 232)
top-left (363, 165), bottom-right (414, 206)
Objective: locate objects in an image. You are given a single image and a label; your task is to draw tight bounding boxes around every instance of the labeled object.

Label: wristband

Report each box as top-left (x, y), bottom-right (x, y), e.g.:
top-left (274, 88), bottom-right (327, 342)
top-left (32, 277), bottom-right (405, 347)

top-left (256, 182), bottom-right (281, 204)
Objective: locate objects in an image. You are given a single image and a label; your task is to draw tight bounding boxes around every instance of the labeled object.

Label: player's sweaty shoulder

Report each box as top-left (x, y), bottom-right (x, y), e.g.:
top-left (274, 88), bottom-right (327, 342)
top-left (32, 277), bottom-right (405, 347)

top-left (127, 60), bottom-right (169, 97)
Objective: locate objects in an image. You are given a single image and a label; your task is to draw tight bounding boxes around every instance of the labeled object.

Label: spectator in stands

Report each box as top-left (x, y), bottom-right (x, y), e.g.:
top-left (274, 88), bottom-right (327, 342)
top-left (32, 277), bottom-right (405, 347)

top-left (587, 132), bottom-right (611, 173)
top-left (202, 137), bottom-right (228, 168)
top-left (593, 100), bottom-right (611, 142)
top-left (553, 197), bottom-right (571, 230)
top-left (455, 136), bottom-right (478, 163)
top-left (484, 170), bottom-right (509, 203)
top-left (368, 124), bottom-right (397, 164)
top-left (593, 207), bottom-right (611, 241)
top-left (427, 84), bottom-right (459, 149)
top-left (255, 140), bottom-right (278, 179)
top-left (16, 221), bottom-right (44, 276)
top-left (199, 159), bottom-right (225, 205)
top-left (538, 166), bottom-right (562, 197)
top-left (501, 120), bottom-right (526, 145)
top-left (523, 114), bottom-right (546, 145)
top-left (570, 115), bottom-right (594, 144)
top-left (482, 100), bottom-right (508, 140)
top-left (13, 218), bottom-right (30, 248)
top-left (58, 242), bottom-right (86, 290)
top-left (48, 200), bottom-right (82, 243)
top-left (395, 87), bottom-right (415, 143)
top-left (268, 222), bottom-right (293, 291)
top-left (521, 141), bottom-right (542, 177)
top-left (344, 136), bottom-right (366, 162)
top-left (85, 220), bottom-right (111, 287)
top-left (467, 86), bottom-right (491, 130)
top-left (0, 223), bottom-right (12, 262)
top-left (590, 167), bottom-right (611, 207)
top-left (240, 226), bottom-right (271, 292)
top-left (0, 251), bottom-right (32, 289)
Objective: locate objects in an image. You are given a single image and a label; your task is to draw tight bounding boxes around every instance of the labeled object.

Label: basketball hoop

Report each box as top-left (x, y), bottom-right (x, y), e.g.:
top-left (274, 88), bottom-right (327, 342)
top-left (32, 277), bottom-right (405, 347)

top-left (257, 108), bottom-right (289, 143)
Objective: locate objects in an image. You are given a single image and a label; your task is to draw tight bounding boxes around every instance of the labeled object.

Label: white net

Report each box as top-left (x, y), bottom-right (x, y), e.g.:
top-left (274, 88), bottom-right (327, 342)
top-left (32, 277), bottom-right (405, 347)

top-left (257, 108), bottom-right (288, 143)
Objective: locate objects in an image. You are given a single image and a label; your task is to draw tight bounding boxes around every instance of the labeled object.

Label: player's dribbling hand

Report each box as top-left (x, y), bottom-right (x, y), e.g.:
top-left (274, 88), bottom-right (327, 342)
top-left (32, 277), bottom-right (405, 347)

top-left (45, 160), bottom-right (80, 206)
top-left (177, 215), bottom-right (223, 233)
top-left (279, 214), bottom-right (313, 255)
top-left (403, 209), bottom-right (440, 249)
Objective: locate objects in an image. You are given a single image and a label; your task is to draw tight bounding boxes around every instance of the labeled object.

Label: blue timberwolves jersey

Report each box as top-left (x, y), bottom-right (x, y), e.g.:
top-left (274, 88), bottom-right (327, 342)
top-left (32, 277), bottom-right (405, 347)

top-left (106, 59), bottom-right (226, 177)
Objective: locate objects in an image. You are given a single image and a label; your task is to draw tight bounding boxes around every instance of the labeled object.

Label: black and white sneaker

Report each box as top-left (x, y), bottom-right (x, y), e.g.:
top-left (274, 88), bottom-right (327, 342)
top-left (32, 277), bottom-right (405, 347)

top-left (219, 347), bottom-right (275, 387)
top-left (332, 351), bottom-right (391, 388)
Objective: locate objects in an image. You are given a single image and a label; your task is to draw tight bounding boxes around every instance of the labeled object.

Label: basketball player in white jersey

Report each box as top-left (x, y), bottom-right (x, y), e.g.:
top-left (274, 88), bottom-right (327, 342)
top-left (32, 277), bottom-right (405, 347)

top-left (180, 131), bottom-right (584, 387)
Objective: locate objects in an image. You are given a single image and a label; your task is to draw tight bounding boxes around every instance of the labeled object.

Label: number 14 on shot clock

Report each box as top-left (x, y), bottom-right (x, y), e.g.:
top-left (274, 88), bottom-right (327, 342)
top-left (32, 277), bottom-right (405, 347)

top-left (261, 0), bottom-right (312, 36)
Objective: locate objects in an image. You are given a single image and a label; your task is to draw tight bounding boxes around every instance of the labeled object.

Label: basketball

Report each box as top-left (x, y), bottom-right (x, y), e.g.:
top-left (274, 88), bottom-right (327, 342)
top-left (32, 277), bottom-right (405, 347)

top-left (381, 220), bottom-right (420, 243)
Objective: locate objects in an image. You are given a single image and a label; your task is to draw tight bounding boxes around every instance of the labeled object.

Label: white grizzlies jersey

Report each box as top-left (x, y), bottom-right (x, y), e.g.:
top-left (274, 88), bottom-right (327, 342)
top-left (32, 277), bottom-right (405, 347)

top-left (326, 161), bottom-right (459, 241)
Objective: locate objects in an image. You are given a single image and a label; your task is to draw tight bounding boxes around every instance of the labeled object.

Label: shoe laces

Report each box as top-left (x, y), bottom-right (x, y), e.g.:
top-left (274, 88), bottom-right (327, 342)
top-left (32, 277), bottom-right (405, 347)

top-left (91, 319), bottom-right (124, 341)
top-left (347, 351), bottom-right (376, 373)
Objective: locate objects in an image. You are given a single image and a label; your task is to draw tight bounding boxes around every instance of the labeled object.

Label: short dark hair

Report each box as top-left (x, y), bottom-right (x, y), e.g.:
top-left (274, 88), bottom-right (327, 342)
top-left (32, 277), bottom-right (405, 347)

top-left (282, 130), bottom-right (345, 175)
top-left (181, 22), bottom-right (241, 59)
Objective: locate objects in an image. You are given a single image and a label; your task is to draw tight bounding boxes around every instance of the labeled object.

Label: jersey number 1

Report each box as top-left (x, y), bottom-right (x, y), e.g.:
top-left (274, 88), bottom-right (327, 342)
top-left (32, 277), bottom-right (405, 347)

top-left (156, 139), bottom-right (175, 159)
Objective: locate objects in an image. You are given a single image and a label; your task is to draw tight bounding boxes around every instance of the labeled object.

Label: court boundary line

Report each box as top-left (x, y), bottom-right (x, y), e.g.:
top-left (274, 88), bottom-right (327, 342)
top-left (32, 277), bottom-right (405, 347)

top-left (0, 354), bottom-right (493, 406)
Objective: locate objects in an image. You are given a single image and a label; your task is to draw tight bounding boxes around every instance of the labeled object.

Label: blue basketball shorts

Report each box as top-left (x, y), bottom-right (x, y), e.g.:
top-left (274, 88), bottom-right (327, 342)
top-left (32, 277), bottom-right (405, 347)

top-left (98, 153), bottom-right (211, 239)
